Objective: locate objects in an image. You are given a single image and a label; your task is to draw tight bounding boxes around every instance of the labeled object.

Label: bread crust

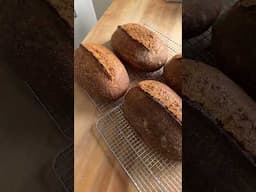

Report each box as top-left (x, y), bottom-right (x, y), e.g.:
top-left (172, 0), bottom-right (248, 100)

top-left (75, 43), bottom-right (129, 100)
top-left (123, 80), bottom-right (182, 160)
top-left (183, 0), bottom-right (222, 39)
top-left (167, 58), bottom-right (256, 158)
top-left (163, 54), bottom-right (182, 95)
top-left (111, 23), bottom-right (169, 72)
top-left (212, 0), bottom-right (256, 100)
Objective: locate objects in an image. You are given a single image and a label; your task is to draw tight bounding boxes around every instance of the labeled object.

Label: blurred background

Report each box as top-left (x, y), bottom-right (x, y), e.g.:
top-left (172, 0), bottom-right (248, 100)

top-left (74, 0), bottom-right (111, 48)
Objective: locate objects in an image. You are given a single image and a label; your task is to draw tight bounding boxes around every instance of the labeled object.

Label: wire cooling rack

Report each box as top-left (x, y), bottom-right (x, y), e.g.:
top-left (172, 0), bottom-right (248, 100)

top-left (83, 23), bottom-right (181, 114)
top-left (96, 105), bottom-right (182, 192)
top-left (92, 25), bottom-right (182, 192)
top-left (53, 24), bottom-right (181, 192)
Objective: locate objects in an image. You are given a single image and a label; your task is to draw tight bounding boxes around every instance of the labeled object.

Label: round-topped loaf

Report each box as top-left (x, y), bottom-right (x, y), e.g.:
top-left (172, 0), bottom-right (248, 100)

top-left (212, 0), bottom-right (256, 100)
top-left (163, 54), bottom-right (182, 95)
top-left (75, 43), bottom-right (129, 100)
top-left (183, 0), bottom-right (222, 39)
top-left (123, 80), bottom-right (182, 160)
top-left (111, 23), bottom-right (169, 72)
top-left (165, 58), bottom-right (256, 159)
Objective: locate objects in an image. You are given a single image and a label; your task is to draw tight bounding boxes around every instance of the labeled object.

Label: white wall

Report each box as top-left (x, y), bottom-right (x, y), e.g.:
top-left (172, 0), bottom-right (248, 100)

top-left (93, 0), bottom-right (112, 19)
top-left (74, 0), bottom-right (97, 48)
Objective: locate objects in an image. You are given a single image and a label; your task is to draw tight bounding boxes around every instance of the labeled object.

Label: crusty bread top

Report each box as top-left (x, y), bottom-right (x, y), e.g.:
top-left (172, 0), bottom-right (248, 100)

top-left (183, 59), bottom-right (256, 156)
top-left (82, 43), bottom-right (120, 80)
top-left (119, 23), bottom-right (161, 52)
top-left (138, 80), bottom-right (182, 124)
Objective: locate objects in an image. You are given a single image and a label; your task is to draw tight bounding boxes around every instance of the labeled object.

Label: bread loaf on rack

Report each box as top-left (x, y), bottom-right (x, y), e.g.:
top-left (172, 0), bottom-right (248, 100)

top-left (163, 54), bottom-right (182, 95)
top-left (111, 23), bottom-right (169, 72)
top-left (123, 80), bottom-right (182, 160)
top-left (212, 0), bottom-right (256, 100)
top-left (183, 0), bottom-right (222, 39)
top-left (75, 43), bottom-right (130, 100)
top-left (165, 57), bottom-right (256, 158)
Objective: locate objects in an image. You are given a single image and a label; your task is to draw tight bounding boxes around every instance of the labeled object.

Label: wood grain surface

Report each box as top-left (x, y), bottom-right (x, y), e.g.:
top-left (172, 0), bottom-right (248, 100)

top-left (75, 0), bottom-right (181, 191)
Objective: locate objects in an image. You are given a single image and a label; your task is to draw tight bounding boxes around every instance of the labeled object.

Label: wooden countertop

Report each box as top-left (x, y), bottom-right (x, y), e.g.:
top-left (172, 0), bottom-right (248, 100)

top-left (75, 0), bottom-right (181, 191)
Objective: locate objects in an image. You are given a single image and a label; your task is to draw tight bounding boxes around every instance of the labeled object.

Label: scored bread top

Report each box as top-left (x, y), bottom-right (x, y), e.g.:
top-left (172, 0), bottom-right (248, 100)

top-left (82, 43), bottom-right (119, 80)
top-left (119, 23), bottom-right (161, 52)
top-left (138, 80), bottom-right (182, 124)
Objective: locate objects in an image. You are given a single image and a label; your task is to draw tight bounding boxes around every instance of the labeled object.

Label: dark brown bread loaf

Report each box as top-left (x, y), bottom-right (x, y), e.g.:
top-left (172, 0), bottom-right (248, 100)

top-left (111, 23), bottom-right (169, 72)
top-left (75, 43), bottom-right (129, 100)
top-left (163, 54), bottom-right (182, 95)
top-left (45, 0), bottom-right (73, 28)
top-left (183, 0), bottom-right (222, 39)
top-left (123, 80), bottom-right (182, 160)
top-left (212, 0), bottom-right (256, 100)
top-left (166, 58), bottom-right (256, 158)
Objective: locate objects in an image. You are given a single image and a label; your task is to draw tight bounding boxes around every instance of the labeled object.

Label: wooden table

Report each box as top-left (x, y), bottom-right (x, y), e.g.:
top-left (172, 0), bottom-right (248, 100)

top-left (75, 0), bottom-right (181, 191)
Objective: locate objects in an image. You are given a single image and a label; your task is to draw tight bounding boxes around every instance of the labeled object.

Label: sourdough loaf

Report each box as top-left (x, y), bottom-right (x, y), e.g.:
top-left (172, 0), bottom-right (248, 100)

top-left (75, 43), bottom-right (129, 100)
top-left (163, 54), bottom-right (182, 95)
top-left (212, 0), bottom-right (256, 100)
top-left (166, 58), bottom-right (256, 158)
top-left (111, 23), bottom-right (169, 72)
top-left (123, 80), bottom-right (182, 160)
top-left (183, 0), bottom-right (222, 39)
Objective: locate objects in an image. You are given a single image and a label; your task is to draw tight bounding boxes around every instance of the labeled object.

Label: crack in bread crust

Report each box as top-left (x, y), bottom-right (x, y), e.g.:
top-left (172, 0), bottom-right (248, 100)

top-left (120, 23), bottom-right (161, 53)
top-left (138, 80), bottom-right (182, 125)
top-left (82, 44), bottom-right (116, 80)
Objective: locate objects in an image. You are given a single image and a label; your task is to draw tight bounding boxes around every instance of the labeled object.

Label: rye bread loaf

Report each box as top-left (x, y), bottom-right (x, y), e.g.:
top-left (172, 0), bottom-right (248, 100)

top-left (163, 54), bottom-right (182, 95)
top-left (45, 0), bottom-right (73, 28)
top-left (111, 23), bottom-right (169, 72)
top-left (212, 0), bottom-right (256, 100)
top-left (123, 80), bottom-right (182, 160)
top-left (75, 43), bottom-right (129, 100)
top-left (166, 57), bottom-right (256, 158)
top-left (183, 0), bottom-right (222, 39)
